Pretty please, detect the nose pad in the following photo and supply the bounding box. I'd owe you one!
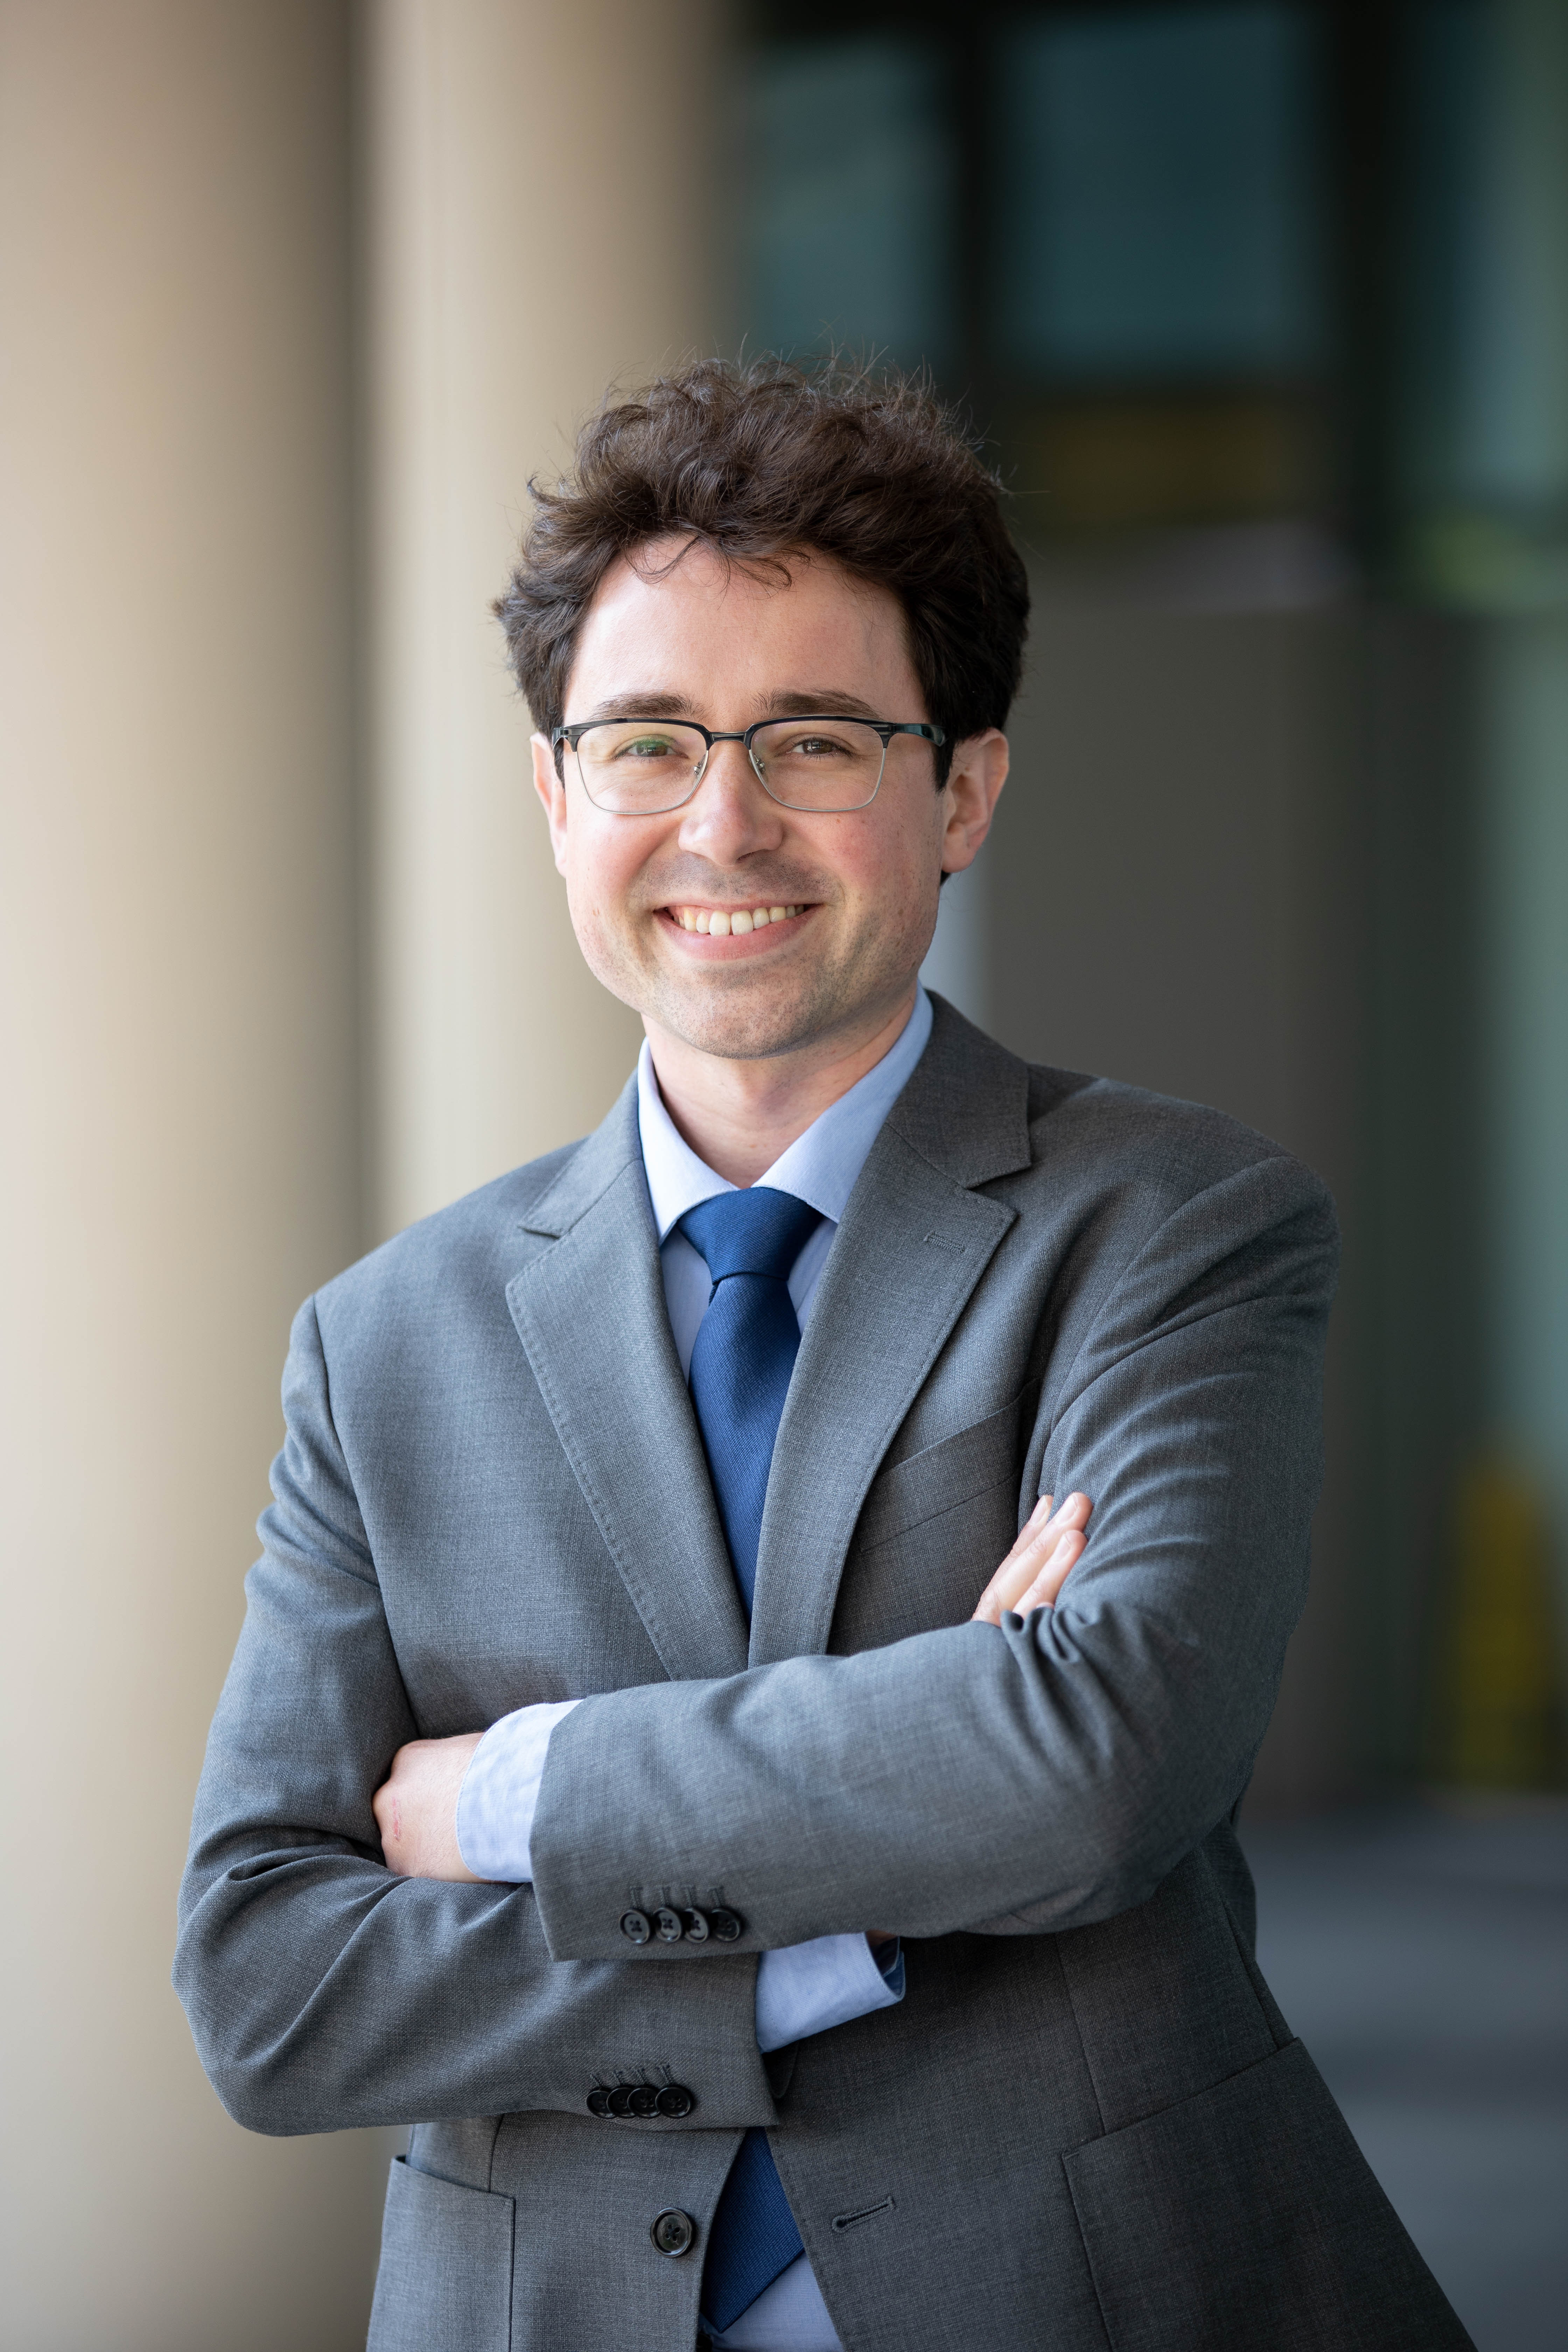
[679,738,782,845]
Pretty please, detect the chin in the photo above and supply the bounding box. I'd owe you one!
[659,989,826,1063]
[584,917,914,1063]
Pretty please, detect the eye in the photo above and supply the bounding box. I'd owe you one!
[612,732,685,760]
[781,731,854,759]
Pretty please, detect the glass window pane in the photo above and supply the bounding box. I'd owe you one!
[740,35,955,376]
[997,3,1328,382]
[1398,0,1568,526]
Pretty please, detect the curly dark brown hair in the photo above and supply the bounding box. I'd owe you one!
[492,356,1030,786]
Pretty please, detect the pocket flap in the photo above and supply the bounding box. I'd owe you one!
[368,2156,514,2352]
[1063,2040,1472,2352]
[855,1388,1031,1552]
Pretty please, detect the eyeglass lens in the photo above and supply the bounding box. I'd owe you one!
[570,719,891,814]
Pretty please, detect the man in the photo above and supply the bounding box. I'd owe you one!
[177,359,1469,2351]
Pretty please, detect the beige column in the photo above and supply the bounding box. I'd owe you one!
[364,0,721,1239]
[0,6,381,2347]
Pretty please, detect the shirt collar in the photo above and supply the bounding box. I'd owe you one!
[637,987,934,1241]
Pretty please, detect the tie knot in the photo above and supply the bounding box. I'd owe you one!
[679,1187,821,1286]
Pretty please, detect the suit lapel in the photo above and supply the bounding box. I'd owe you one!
[748,998,1034,1667]
[506,1079,750,1684]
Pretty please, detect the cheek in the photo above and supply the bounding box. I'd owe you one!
[560,824,640,922]
[839,801,941,919]
[558,824,666,980]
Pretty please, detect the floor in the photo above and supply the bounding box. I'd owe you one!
[1241,1800,1568,2352]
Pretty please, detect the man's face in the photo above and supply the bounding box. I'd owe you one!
[532,537,1002,1065]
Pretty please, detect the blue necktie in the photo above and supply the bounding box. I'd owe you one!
[678,1186,822,2334]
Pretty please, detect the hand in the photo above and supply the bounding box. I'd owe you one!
[971,1491,1092,1627]
[373,1732,485,1881]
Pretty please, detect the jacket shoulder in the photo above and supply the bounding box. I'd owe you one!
[308,1138,587,1335]
[1021,1060,1337,1232]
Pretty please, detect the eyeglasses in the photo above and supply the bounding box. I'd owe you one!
[551,715,946,816]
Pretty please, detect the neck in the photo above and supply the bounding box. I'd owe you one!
[646,986,918,1186]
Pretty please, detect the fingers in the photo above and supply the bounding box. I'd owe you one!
[971,1491,1093,1625]
[1011,1528,1085,1616]
[970,1493,1060,1623]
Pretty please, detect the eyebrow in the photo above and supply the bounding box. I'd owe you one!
[577,692,694,722]
[575,687,887,725]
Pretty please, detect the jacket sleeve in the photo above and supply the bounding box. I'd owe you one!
[173,1298,775,2137]
[527,1153,1337,1958]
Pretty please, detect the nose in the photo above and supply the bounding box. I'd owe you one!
[675,736,786,866]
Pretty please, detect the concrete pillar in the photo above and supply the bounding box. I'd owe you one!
[363,0,721,1239]
[4,0,728,2339]
[0,6,377,2347]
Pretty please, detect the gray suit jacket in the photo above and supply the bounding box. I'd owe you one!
[176,998,1470,2352]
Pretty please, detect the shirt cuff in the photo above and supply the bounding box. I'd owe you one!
[455,1699,581,1882]
[754,1932,906,2054]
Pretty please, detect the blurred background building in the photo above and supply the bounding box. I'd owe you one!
[1,1,1563,2347]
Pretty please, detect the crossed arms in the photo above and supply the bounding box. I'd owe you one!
[371,1488,1093,1884]
[174,1152,1334,2136]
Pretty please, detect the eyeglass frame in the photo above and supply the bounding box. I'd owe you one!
[550,714,947,814]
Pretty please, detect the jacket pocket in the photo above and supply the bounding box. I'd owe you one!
[855,1386,1035,1553]
[1063,2040,1473,2352]
[367,2156,515,2352]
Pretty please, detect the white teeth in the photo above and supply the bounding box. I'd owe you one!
[674,902,803,932]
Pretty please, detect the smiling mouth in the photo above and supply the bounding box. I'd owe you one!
[663,903,808,937]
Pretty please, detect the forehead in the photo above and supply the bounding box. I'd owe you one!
[563,537,919,713]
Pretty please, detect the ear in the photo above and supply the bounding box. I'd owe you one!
[938,729,1008,876]
[531,733,570,876]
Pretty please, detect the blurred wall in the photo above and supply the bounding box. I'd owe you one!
[1480,618,1568,1585]
[991,586,1370,1805]
[1364,611,1488,1782]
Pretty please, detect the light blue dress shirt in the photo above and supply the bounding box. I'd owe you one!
[456,988,933,2351]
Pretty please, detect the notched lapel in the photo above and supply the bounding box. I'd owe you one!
[749,998,1032,1666]
[749,1134,1017,1668]
[506,1091,749,1686]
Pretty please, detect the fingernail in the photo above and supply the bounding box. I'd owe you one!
[1032,1493,1054,1521]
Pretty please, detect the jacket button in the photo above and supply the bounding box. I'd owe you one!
[654,1906,685,1942]
[585,2087,613,2118]
[708,1907,744,1941]
[606,2084,635,2116]
[651,2209,696,2258]
[656,2082,694,2118]
[620,1910,651,1944]
[627,2083,662,2118]
[683,1908,710,1942]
